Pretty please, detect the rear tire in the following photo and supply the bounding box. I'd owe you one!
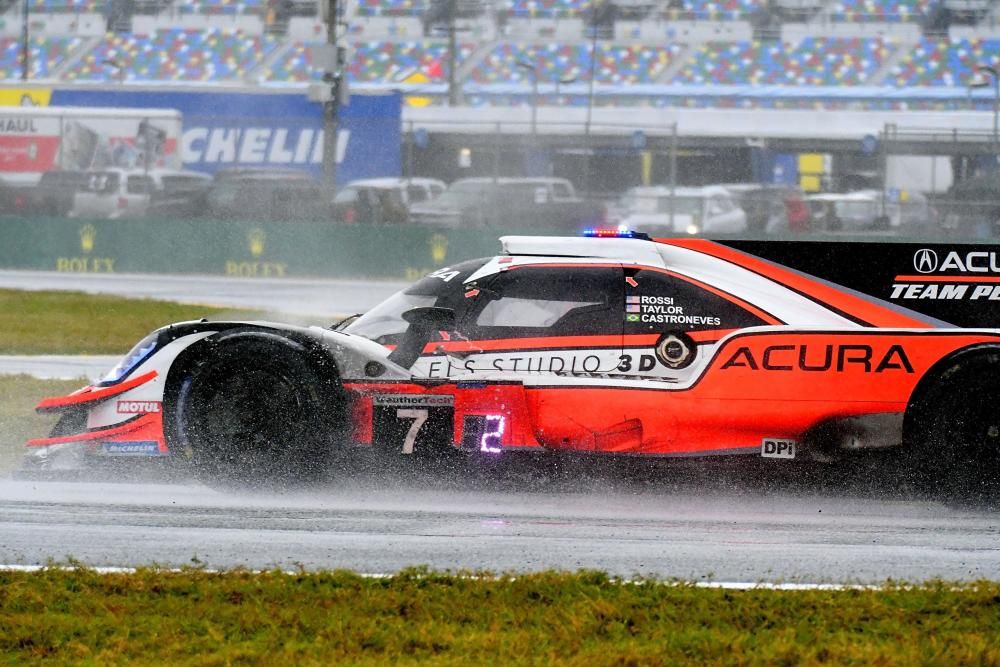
[908,350,1000,501]
[166,333,344,490]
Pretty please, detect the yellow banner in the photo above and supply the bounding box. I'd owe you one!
[0,88,52,107]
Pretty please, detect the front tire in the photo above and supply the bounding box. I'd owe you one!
[167,333,344,490]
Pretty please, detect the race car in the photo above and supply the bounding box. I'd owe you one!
[24,231,1000,493]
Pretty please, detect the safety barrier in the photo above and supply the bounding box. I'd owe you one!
[0,217,535,281]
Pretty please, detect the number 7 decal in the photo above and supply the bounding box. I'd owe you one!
[396,409,428,454]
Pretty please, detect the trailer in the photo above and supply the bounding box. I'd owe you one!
[0,106,182,186]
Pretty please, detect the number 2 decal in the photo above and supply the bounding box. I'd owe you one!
[396,409,428,454]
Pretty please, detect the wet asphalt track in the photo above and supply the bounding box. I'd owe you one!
[1,466,998,584]
[0,269,407,319]
[2,270,998,583]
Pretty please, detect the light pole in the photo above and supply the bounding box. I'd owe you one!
[971,65,999,153]
[515,60,538,137]
[322,0,343,188]
[582,4,600,196]
[20,0,29,81]
[516,60,575,137]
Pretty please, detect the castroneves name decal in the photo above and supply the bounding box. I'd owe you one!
[719,344,914,373]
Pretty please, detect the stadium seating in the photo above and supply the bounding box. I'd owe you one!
[675,0,756,20]
[266,40,473,82]
[889,37,1000,86]
[65,29,279,81]
[28,0,103,12]
[505,0,585,19]
[470,42,681,85]
[505,0,756,19]
[0,36,82,80]
[828,0,932,22]
[356,0,423,16]
[178,0,266,15]
[674,37,889,85]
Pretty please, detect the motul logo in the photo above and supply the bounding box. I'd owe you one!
[117,400,162,414]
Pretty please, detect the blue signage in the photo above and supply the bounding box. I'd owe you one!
[49,89,402,183]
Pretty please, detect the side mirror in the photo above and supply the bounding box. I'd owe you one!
[401,306,456,330]
[388,306,456,369]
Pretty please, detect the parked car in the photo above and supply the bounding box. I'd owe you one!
[718,183,811,234]
[68,168,157,219]
[24,170,91,217]
[807,190,936,235]
[144,170,213,219]
[938,174,1000,238]
[205,168,330,221]
[614,185,747,235]
[332,177,446,224]
[67,168,213,220]
[409,177,604,230]
[0,177,27,216]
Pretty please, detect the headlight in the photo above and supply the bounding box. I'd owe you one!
[686,223,701,235]
[99,332,160,386]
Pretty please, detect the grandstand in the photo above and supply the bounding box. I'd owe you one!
[1,0,1000,109]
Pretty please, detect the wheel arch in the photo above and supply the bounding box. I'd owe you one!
[903,342,1000,445]
[161,325,346,449]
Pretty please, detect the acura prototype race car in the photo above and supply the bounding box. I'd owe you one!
[24,232,1000,493]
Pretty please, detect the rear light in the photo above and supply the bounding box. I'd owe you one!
[117,197,128,209]
[344,207,356,224]
[14,194,26,210]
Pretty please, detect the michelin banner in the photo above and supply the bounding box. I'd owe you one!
[47,89,401,182]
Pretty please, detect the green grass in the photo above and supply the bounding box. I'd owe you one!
[0,568,997,665]
[0,376,83,475]
[0,289,265,355]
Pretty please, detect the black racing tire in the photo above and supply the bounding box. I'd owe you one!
[907,349,1000,501]
[165,333,345,490]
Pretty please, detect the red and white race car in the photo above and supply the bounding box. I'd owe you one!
[25,231,1000,493]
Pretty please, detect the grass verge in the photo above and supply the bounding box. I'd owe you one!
[0,376,84,475]
[1,568,998,664]
[0,289,265,355]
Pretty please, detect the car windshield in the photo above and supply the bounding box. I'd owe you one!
[343,258,490,344]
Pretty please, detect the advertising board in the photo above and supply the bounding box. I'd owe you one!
[46,89,402,183]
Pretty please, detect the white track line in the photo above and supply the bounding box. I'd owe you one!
[0,564,886,589]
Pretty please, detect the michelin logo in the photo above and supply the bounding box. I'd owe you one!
[182,127,350,165]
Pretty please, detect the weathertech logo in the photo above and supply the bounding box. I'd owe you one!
[913,249,938,274]
[116,400,162,414]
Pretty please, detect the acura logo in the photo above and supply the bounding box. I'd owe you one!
[913,249,938,274]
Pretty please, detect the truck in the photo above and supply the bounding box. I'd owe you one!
[0,106,182,188]
[408,177,605,231]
